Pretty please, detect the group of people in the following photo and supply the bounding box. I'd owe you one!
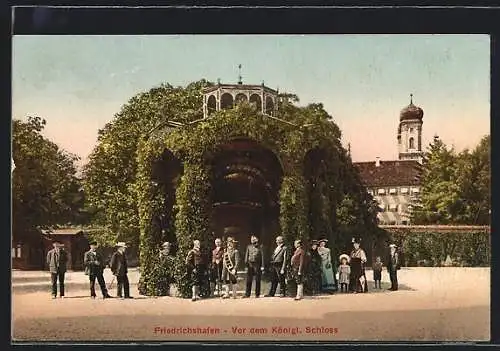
[46,234,400,301]
[182,234,401,302]
[46,240,133,299]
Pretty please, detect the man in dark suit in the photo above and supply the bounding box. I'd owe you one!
[265,235,288,297]
[110,242,133,299]
[46,240,68,299]
[387,243,400,291]
[244,235,265,298]
[84,241,113,299]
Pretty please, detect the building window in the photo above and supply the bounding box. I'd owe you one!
[378,204,386,212]
[12,244,22,258]
[400,187,409,194]
[409,127,414,133]
[377,188,386,195]
[367,189,374,196]
[409,137,415,149]
[389,204,398,212]
[389,188,397,195]
[411,187,420,194]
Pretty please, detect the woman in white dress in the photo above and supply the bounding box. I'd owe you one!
[317,239,337,293]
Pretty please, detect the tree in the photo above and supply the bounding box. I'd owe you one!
[412,135,490,225]
[12,116,84,240]
[453,135,490,225]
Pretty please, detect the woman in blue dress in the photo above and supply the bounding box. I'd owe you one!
[317,239,338,293]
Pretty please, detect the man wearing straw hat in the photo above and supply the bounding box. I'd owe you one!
[110,242,133,299]
[387,243,400,291]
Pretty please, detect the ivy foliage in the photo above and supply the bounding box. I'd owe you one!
[82,80,213,247]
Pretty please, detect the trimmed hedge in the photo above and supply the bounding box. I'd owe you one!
[386,230,490,267]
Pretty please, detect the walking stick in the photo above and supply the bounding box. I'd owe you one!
[107,276,116,290]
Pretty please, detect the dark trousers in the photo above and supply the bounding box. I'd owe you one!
[51,271,65,297]
[90,272,108,297]
[389,270,398,290]
[245,263,262,297]
[116,274,130,297]
[268,263,286,296]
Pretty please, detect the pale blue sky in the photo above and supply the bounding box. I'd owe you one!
[12,35,490,166]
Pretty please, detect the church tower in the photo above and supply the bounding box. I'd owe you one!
[397,94,424,163]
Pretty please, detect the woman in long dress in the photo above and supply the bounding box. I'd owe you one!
[318,239,337,293]
[349,237,368,293]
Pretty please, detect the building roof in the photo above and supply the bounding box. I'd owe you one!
[202,83,278,94]
[353,160,422,187]
[41,228,85,236]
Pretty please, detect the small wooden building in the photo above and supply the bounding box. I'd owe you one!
[11,229,52,270]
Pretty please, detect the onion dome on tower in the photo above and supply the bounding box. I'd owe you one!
[397,94,424,163]
[399,94,424,121]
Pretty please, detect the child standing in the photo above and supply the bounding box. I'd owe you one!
[373,256,383,289]
[337,254,351,293]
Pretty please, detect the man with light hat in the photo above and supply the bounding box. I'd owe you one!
[387,243,400,291]
[110,242,133,299]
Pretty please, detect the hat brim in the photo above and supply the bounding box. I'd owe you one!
[339,254,350,262]
[318,239,328,243]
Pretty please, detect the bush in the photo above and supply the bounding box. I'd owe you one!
[387,230,490,267]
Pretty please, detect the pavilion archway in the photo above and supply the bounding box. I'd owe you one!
[210,138,284,251]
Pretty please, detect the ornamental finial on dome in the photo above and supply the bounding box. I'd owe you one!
[410,93,413,104]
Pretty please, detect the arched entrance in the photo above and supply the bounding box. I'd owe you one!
[211,138,283,252]
[151,148,183,251]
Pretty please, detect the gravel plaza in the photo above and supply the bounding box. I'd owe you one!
[12,267,490,342]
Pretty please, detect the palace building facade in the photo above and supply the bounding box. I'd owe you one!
[354,96,424,225]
